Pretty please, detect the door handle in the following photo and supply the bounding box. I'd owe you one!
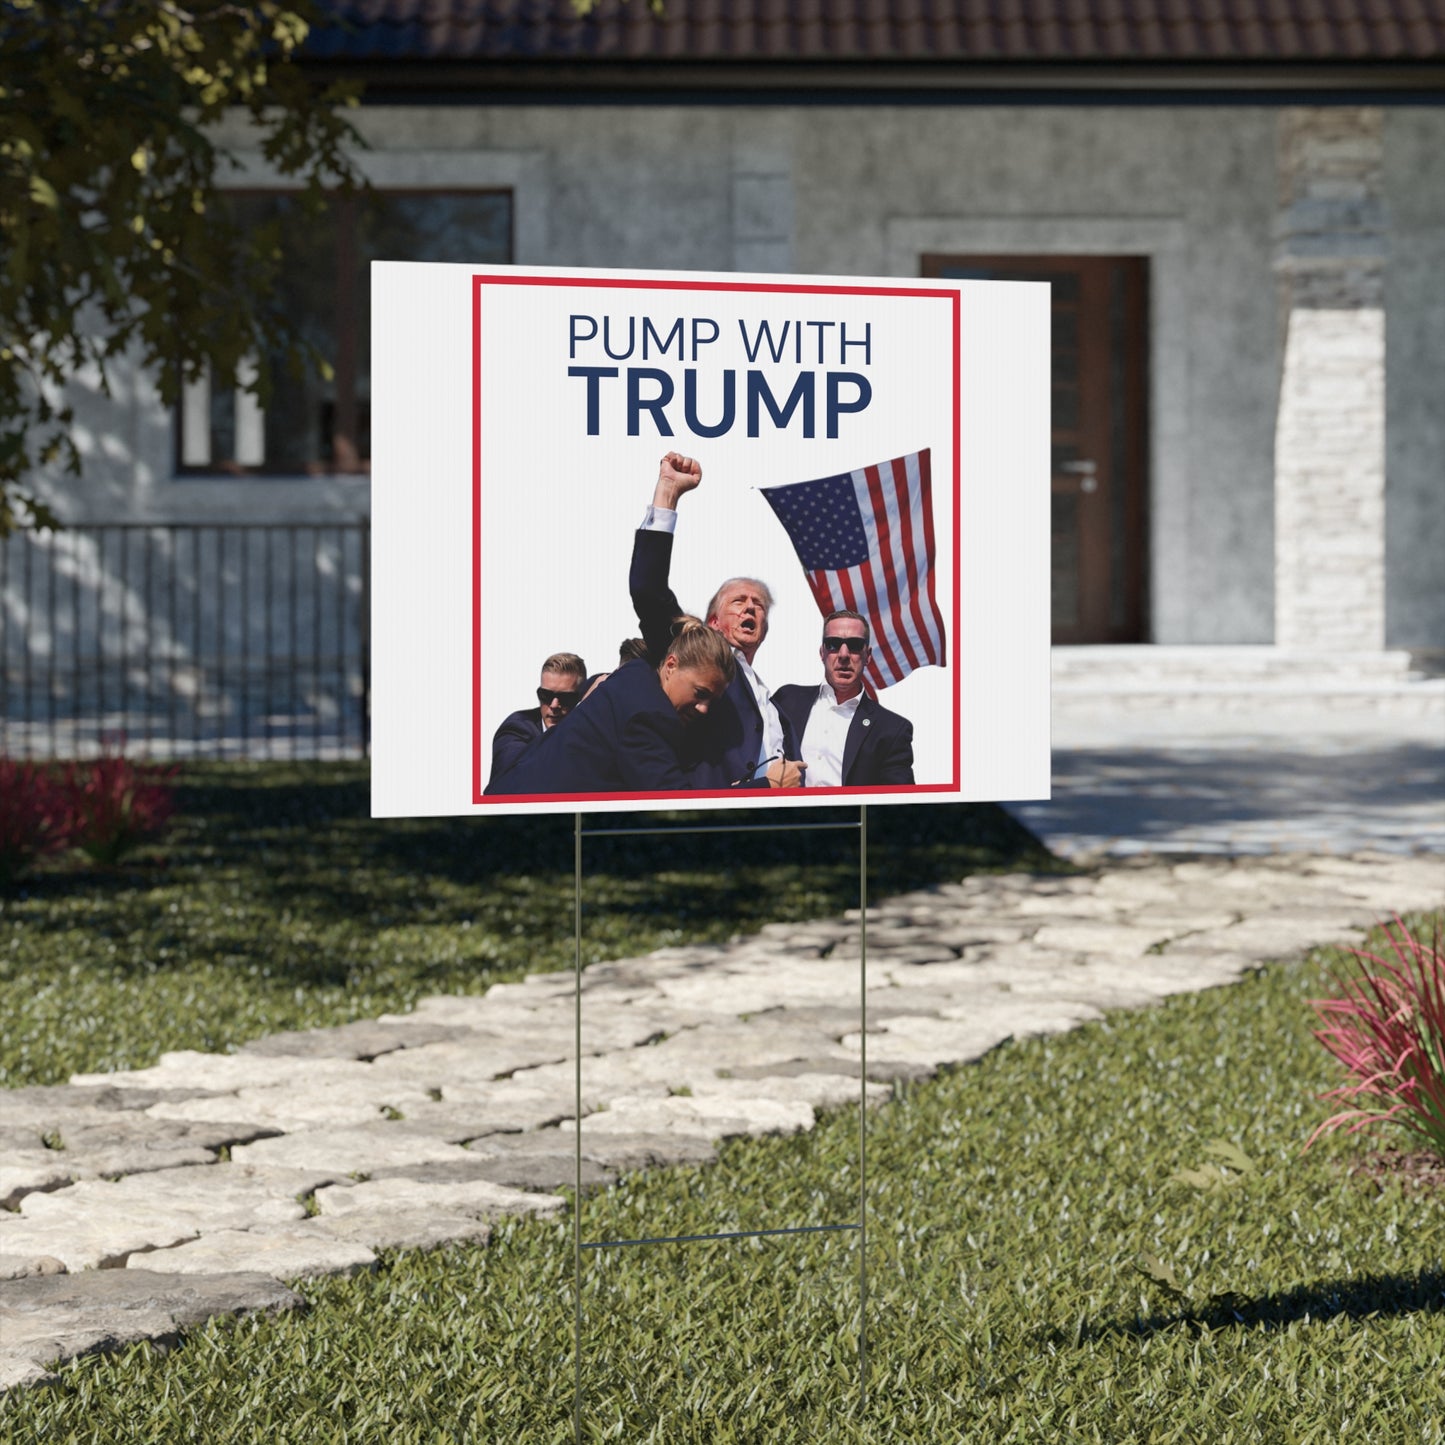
[1060,458,1098,493]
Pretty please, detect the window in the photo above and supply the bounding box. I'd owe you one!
[177,190,513,476]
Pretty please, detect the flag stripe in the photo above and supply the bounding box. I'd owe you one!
[861,464,924,677]
[888,453,941,675]
[884,461,925,655]
[759,447,946,692]
[880,455,936,675]
[852,470,912,685]
[915,448,947,664]
[832,569,885,692]
[855,463,925,687]
[804,570,837,623]
[890,455,937,668]
[854,555,903,687]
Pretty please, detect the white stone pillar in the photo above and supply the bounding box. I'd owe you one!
[1273,108,1388,651]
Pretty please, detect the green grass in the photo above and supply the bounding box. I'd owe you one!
[0,761,1056,1086]
[3,766,1440,1439]
[4,920,1442,1442]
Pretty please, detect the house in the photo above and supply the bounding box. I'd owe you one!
[7,0,1443,756]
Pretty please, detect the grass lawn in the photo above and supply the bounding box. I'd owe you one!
[2,766,1441,1440]
[0,761,1056,1087]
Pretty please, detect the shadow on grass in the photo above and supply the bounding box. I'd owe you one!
[4,764,1063,991]
[1055,1267,1445,1343]
[170,766,1058,884]
[159,764,1059,914]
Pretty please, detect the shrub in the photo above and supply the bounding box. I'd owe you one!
[61,755,179,867]
[0,759,72,885]
[1306,919,1445,1159]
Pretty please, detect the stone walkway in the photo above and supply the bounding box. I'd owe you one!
[3,849,1441,1391]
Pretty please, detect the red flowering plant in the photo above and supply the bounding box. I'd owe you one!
[61,755,179,867]
[0,759,73,885]
[1306,919,1445,1160]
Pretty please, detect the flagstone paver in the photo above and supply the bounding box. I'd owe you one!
[310,1175,565,1223]
[0,1271,303,1391]
[226,1126,484,1176]
[239,1019,476,1061]
[1,852,1439,1389]
[127,1228,380,1281]
[0,1167,71,1214]
[0,1254,65,1282]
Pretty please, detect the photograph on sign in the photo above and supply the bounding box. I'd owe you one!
[371,265,1049,818]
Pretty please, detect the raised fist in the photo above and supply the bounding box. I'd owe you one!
[655,451,702,504]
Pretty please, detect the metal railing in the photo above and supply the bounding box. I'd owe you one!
[1,522,369,760]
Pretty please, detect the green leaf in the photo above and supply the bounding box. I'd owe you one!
[1202,1138,1255,1174]
[1134,1250,1185,1298]
[0,0,367,528]
[1169,1164,1238,1190]
[28,175,59,209]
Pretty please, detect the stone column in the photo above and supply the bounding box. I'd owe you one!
[1273,108,1388,651]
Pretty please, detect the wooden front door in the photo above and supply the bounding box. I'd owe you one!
[922,255,1149,643]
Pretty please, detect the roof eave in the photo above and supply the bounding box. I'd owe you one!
[298,55,1445,102]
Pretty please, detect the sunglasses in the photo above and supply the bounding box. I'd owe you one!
[537,686,582,708]
[823,636,868,655]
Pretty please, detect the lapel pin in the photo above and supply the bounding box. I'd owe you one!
[862,718,871,727]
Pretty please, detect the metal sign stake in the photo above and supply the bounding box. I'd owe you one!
[571,808,869,1441]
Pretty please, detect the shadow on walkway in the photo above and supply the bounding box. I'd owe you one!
[1009,740,1445,856]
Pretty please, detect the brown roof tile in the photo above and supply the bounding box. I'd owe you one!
[305,0,1445,66]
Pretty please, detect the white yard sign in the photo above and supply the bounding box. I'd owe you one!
[371,264,1049,817]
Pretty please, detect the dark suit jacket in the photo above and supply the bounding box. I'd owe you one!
[629,527,797,788]
[773,684,915,787]
[489,707,545,787]
[484,660,711,796]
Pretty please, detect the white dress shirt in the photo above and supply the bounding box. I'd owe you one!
[799,682,863,787]
[736,651,785,771]
[639,504,782,776]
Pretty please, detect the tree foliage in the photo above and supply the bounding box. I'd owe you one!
[0,0,364,534]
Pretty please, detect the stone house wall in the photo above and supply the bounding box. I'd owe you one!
[22,102,1445,650]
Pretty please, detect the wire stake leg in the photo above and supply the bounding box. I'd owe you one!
[574,812,583,1445]
[858,802,868,1424]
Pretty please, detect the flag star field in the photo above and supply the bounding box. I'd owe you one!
[758,474,870,570]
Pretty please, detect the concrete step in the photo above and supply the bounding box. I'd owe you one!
[1051,647,1445,719]
[1051,646,1421,686]
[1055,679,1445,718]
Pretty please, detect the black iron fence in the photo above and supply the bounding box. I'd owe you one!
[1,523,369,760]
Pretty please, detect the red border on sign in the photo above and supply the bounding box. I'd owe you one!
[472,274,963,807]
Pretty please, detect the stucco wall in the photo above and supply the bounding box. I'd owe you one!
[33,101,1437,647]
[787,105,1279,643]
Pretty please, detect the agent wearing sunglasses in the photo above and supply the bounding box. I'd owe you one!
[485,619,737,797]
[774,611,914,788]
[488,651,587,786]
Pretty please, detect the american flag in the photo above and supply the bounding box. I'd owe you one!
[759,448,946,691]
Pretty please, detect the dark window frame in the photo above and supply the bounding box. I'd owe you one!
[174,186,515,480]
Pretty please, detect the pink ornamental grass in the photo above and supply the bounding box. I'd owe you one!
[61,754,178,867]
[0,759,72,884]
[1306,919,1445,1159]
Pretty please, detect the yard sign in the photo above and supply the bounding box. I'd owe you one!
[371,264,1049,817]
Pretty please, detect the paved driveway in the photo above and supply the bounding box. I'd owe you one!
[1006,709,1445,859]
